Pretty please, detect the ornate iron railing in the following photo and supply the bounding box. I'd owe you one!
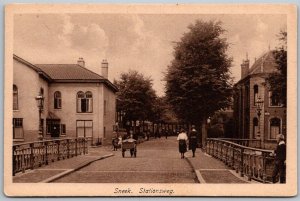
[217,138,262,148]
[13,138,88,176]
[206,138,275,183]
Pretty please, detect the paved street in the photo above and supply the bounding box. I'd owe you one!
[13,136,249,184]
[54,136,197,183]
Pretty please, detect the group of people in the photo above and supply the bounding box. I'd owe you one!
[176,126,286,183]
[177,125,198,159]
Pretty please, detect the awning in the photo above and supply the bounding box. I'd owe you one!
[47,112,60,120]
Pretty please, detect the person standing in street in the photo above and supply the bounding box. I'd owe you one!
[272,134,286,183]
[189,125,198,157]
[177,128,188,159]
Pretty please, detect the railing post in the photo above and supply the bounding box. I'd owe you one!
[12,145,16,176]
[232,145,235,169]
[240,147,244,177]
[225,143,228,165]
[220,142,223,161]
[45,141,48,165]
[30,143,34,170]
[57,140,60,161]
[262,152,267,183]
[248,153,252,181]
[75,138,78,156]
[84,138,88,154]
[67,139,70,158]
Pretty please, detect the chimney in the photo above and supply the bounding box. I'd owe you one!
[241,54,250,79]
[101,59,108,79]
[77,57,85,67]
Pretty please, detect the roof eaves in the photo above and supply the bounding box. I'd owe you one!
[52,79,118,92]
[13,54,53,82]
[104,79,119,92]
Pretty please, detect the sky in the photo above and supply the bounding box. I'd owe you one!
[14,14,286,96]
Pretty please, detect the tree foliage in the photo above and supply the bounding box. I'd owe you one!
[267,30,287,106]
[114,70,157,122]
[150,96,178,123]
[165,20,233,125]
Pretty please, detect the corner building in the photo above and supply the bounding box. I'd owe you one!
[13,55,118,145]
[233,51,286,149]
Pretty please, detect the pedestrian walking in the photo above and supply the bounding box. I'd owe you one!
[177,128,188,159]
[189,125,198,157]
[166,129,170,139]
[155,128,158,139]
[272,134,286,183]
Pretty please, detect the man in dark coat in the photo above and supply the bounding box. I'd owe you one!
[189,125,198,157]
[272,134,286,183]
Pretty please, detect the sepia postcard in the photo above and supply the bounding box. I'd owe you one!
[4,4,297,197]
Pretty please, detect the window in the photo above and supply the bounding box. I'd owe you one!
[270,118,281,139]
[13,85,18,110]
[54,91,62,109]
[253,118,259,139]
[85,91,93,112]
[13,118,23,139]
[77,91,93,113]
[61,124,66,135]
[253,85,258,105]
[269,91,282,107]
[103,126,106,138]
[76,120,93,138]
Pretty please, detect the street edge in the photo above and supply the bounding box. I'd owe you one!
[185,157,203,183]
[40,153,114,183]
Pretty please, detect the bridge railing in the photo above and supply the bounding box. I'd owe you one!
[206,138,274,183]
[217,138,262,148]
[13,138,88,176]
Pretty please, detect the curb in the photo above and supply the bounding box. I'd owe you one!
[195,170,206,183]
[185,157,200,183]
[40,153,114,183]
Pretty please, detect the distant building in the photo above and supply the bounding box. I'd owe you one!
[13,55,118,145]
[233,51,286,149]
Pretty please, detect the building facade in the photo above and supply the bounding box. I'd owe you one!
[233,51,286,149]
[13,55,118,145]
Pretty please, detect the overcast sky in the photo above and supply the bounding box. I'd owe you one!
[14,14,286,96]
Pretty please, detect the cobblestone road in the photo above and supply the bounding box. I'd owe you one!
[54,137,198,183]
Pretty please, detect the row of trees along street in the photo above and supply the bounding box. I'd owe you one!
[114,20,233,142]
[114,71,177,134]
[114,19,287,144]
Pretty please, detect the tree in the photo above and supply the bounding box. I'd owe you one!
[114,70,157,128]
[150,96,178,124]
[267,30,287,106]
[165,20,233,130]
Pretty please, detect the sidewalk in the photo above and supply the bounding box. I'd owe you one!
[186,149,254,184]
[13,145,114,183]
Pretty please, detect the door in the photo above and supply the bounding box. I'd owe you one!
[51,123,60,137]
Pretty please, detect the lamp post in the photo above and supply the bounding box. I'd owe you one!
[207,117,211,126]
[35,93,44,140]
[256,96,264,139]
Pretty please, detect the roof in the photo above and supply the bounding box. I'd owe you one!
[13,54,52,81]
[248,51,277,75]
[13,54,118,92]
[235,50,278,86]
[35,64,105,80]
